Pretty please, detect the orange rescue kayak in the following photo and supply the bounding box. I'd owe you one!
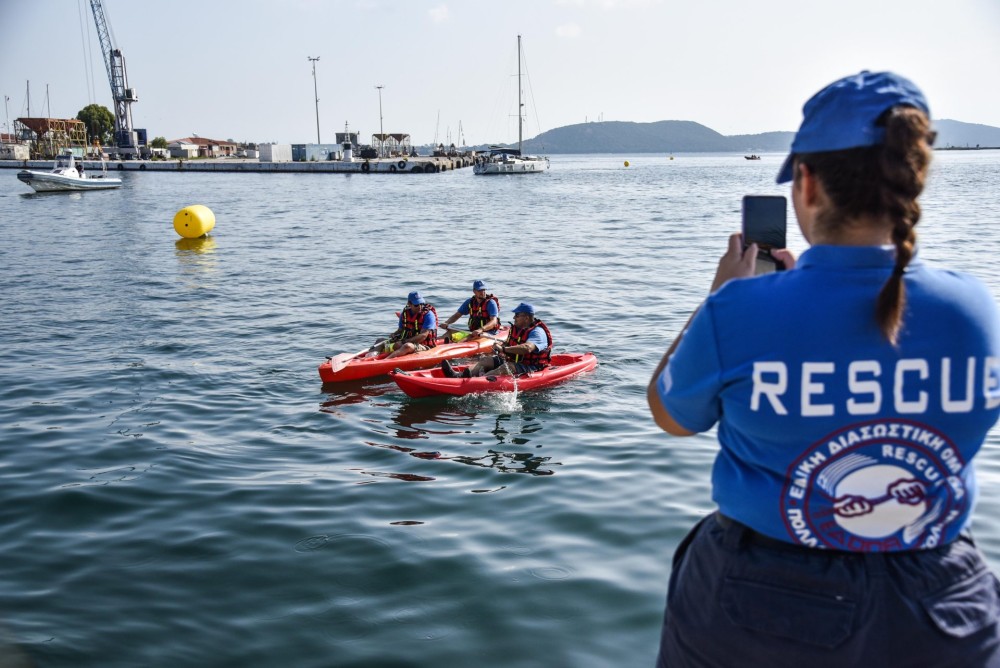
[319,329,508,383]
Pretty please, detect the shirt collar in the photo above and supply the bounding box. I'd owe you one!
[796,244,922,270]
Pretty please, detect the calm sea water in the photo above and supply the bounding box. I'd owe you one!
[2,151,1000,667]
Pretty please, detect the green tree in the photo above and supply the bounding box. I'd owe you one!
[76,104,114,146]
[150,136,168,149]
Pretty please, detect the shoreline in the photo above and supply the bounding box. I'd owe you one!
[3,148,997,175]
[934,146,1000,151]
[0,156,473,174]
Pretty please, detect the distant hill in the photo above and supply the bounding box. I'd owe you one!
[520,120,792,154]
[935,120,1000,149]
[510,118,999,154]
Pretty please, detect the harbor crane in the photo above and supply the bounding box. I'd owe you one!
[89,0,141,158]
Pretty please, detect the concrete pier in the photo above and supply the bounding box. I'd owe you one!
[0,156,476,174]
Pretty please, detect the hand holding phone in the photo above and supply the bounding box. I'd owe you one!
[742,195,787,274]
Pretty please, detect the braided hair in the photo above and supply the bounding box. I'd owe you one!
[796,107,935,345]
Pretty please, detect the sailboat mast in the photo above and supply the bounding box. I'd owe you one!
[517,34,523,153]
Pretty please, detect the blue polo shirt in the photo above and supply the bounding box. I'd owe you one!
[657,245,1000,551]
[526,326,548,352]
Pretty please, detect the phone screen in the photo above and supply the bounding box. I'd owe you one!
[742,195,787,273]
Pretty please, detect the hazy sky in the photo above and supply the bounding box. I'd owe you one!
[2,0,998,146]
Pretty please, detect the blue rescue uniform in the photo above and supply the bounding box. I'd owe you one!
[655,245,1000,666]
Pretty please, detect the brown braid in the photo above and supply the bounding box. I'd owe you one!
[796,107,935,345]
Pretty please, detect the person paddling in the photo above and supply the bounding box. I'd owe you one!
[441,302,551,378]
[371,291,438,359]
[439,279,501,342]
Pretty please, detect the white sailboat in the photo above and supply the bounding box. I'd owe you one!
[474,35,549,175]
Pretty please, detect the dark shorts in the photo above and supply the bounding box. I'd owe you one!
[657,512,1000,667]
[491,356,540,375]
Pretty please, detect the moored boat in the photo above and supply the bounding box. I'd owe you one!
[474,147,549,174]
[473,35,549,176]
[17,151,122,192]
[319,329,509,383]
[390,352,597,398]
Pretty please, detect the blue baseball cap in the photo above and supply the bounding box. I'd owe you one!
[407,291,425,305]
[473,280,488,291]
[776,71,930,184]
[512,302,534,315]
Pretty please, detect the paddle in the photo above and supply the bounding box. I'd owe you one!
[438,323,502,339]
[495,320,523,380]
[326,347,372,374]
[456,330,501,342]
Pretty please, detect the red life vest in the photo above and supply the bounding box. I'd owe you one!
[401,304,438,348]
[468,294,500,331]
[504,319,552,368]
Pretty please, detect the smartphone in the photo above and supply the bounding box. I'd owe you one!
[742,195,787,274]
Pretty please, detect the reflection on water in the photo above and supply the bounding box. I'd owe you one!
[492,411,544,446]
[358,470,435,483]
[174,235,217,253]
[320,379,561,478]
[370,436,561,482]
[174,236,218,286]
[364,438,557,479]
[382,400,557,476]
[20,191,83,201]
[451,448,555,476]
[391,400,477,439]
[319,377,396,409]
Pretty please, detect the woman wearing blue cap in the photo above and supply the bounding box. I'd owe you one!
[371,291,438,359]
[442,302,552,378]
[648,71,1000,665]
[439,280,501,342]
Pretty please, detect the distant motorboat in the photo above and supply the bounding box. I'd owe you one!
[744,154,761,160]
[17,151,122,192]
[474,35,549,176]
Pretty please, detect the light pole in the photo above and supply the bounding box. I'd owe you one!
[375,84,384,157]
[3,95,9,139]
[308,56,321,143]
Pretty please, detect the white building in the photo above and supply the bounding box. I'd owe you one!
[168,140,198,158]
[259,143,292,162]
[1,143,30,159]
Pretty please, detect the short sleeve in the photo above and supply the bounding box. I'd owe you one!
[656,304,724,433]
[487,300,499,317]
[528,327,549,352]
[457,299,472,315]
[422,311,437,330]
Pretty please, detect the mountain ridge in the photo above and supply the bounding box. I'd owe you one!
[511,118,1000,154]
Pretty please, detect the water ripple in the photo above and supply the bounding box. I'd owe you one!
[1,152,999,666]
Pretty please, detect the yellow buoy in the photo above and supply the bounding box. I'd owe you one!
[624,160,630,167]
[173,205,216,239]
